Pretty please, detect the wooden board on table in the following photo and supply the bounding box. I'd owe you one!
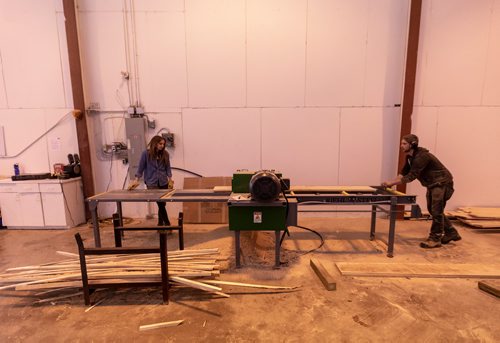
[478,280,500,298]
[290,186,376,193]
[335,263,500,279]
[213,186,231,192]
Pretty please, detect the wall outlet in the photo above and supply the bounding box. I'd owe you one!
[162,132,175,147]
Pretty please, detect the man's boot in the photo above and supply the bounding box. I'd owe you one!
[442,228,461,244]
[420,237,442,248]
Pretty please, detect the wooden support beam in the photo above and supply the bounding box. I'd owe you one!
[397,0,422,189]
[62,0,95,218]
[310,259,336,291]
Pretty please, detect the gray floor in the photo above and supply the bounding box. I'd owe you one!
[0,216,499,342]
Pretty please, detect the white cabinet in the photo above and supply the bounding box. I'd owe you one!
[0,178,85,229]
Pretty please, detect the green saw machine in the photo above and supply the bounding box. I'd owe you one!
[228,170,297,268]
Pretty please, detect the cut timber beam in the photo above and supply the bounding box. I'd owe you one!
[478,280,500,298]
[310,259,336,291]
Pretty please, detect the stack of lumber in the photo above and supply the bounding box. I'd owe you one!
[0,248,297,304]
[446,207,500,229]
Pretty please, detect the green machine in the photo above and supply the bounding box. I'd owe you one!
[228,170,296,268]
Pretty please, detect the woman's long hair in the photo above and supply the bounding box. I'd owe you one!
[147,135,169,165]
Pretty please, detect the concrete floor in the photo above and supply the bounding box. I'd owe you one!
[0,216,499,342]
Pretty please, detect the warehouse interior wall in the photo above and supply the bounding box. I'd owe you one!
[0,0,499,219]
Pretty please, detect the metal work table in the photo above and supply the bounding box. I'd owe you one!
[86,189,231,247]
[87,186,416,258]
[288,186,416,257]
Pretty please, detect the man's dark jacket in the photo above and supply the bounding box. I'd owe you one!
[400,147,453,188]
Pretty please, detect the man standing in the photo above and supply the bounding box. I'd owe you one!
[382,134,461,248]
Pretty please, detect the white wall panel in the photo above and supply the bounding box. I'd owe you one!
[0,1,65,108]
[419,0,491,106]
[482,1,500,105]
[77,0,123,12]
[363,0,408,106]
[185,0,246,107]
[247,0,307,107]
[261,108,340,186]
[0,109,72,174]
[182,108,261,176]
[0,51,7,108]
[436,107,500,207]
[45,109,79,169]
[135,12,188,110]
[306,0,368,106]
[56,11,73,108]
[338,107,400,185]
[78,0,184,12]
[78,12,128,110]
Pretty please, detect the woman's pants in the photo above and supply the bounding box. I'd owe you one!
[146,184,170,226]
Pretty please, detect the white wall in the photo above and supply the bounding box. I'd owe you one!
[0,1,78,176]
[0,0,499,220]
[409,0,500,211]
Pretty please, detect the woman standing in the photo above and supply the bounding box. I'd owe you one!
[132,135,172,226]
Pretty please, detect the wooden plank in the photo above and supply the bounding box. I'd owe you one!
[139,320,184,331]
[478,280,500,298]
[203,280,297,290]
[458,207,500,219]
[310,259,336,291]
[457,218,500,229]
[336,263,500,279]
[291,185,376,193]
[213,186,231,192]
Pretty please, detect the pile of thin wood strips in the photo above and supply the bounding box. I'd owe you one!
[0,248,295,304]
[446,207,500,229]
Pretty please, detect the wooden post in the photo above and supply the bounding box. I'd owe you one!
[396,0,422,219]
[63,0,95,218]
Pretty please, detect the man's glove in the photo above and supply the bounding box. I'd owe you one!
[167,179,174,189]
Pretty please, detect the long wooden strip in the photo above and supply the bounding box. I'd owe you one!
[203,280,298,290]
[170,276,222,292]
[139,320,184,331]
[336,263,500,279]
[0,273,82,291]
[18,281,81,291]
[34,291,82,304]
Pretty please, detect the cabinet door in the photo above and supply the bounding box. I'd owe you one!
[41,193,67,227]
[19,193,45,226]
[0,193,23,226]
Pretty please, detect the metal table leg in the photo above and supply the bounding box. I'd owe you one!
[159,231,169,304]
[274,230,280,269]
[235,231,241,268]
[387,196,397,257]
[117,201,123,226]
[370,204,377,240]
[89,201,101,247]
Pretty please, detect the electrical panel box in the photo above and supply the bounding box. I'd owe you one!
[125,118,146,180]
[161,132,175,147]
